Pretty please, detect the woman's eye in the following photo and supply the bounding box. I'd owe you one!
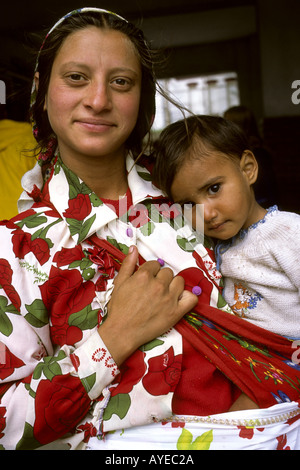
[208,183,221,195]
[111,78,132,90]
[67,73,85,83]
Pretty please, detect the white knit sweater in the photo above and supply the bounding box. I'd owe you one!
[217,206,300,337]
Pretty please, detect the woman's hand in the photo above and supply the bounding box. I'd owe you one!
[98,246,198,366]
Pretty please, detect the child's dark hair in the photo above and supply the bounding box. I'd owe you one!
[153,115,250,197]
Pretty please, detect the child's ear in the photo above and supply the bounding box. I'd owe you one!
[240,150,258,185]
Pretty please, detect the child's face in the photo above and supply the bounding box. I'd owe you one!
[170,150,258,240]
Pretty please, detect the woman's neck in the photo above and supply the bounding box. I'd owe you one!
[59,149,128,200]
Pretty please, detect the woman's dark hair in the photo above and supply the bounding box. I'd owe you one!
[153,114,250,197]
[32,11,157,159]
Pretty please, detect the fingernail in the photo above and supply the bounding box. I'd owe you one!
[129,245,134,254]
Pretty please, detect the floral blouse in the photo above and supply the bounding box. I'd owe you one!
[0,154,227,450]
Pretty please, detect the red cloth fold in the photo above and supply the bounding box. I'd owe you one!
[89,235,300,410]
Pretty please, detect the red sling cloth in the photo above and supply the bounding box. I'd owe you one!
[89,235,300,411]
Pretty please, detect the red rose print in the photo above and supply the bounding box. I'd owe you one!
[40,266,95,316]
[0,283,21,310]
[10,209,36,224]
[76,421,97,443]
[50,324,83,347]
[0,259,21,309]
[110,348,146,396]
[30,238,50,265]
[0,347,25,380]
[12,230,32,259]
[0,259,13,284]
[40,266,95,346]
[154,202,181,219]
[63,194,92,221]
[34,375,91,445]
[88,247,117,291]
[142,347,182,396]
[128,204,150,228]
[276,433,291,450]
[237,425,254,440]
[53,246,85,267]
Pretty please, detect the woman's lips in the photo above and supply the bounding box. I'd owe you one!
[75,119,115,132]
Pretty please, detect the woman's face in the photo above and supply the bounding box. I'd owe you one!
[44,26,142,164]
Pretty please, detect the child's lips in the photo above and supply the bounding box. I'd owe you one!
[209,221,227,231]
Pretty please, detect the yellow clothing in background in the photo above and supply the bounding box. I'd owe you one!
[0,119,36,219]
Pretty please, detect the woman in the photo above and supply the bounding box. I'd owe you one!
[0,8,300,451]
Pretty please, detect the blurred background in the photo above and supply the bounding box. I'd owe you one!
[0,0,299,213]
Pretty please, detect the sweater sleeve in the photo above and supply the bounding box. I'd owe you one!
[267,211,300,292]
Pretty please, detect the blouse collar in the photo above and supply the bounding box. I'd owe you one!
[19,154,164,244]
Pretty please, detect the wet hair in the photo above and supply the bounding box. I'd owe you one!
[32,10,157,159]
[153,114,250,198]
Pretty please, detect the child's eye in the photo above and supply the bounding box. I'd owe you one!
[208,183,221,195]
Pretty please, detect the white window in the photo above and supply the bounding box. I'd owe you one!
[153,72,240,132]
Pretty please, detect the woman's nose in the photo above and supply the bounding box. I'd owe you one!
[83,81,112,112]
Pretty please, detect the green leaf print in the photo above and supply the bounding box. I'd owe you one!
[177,428,213,450]
[137,170,152,182]
[33,350,66,381]
[142,338,164,351]
[217,292,228,309]
[0,295,20,336]
[106,237,129,254]
[103,393,131,421]
[68,305,99,330]
[0,309,13,336]
[77,214,96,243]
[139,221,155,237]
[81,372,96,394]
[25,299,49,328]
[176,236,198,252]
[17,213,48,229]
[90,193,103,207]
[16,422,41,450]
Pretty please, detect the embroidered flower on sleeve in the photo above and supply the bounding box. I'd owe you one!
[231,283,263,317]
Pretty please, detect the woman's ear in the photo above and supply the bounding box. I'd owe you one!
[34,72,39,91]
[240,150,258,185]
[34,72,47,111]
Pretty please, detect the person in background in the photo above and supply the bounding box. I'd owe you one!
[0,104,36,219]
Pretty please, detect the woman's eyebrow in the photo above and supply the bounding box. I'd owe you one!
[60,61,90,70]
[60,62,139,77]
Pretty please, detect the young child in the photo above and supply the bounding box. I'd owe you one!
[153,115,300,339]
